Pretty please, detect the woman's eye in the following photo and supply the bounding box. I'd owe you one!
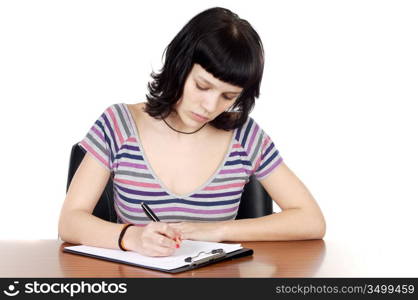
[196,83,208,91]
[196,82,234,100]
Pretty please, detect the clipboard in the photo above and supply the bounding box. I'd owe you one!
[63,242,253,274]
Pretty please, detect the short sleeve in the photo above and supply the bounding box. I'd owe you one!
[78,106,115,171]
[252,126,284,180]
[237,117,284,180]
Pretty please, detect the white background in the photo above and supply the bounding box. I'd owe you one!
[1,0,417,276]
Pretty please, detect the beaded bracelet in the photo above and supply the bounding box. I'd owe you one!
[118,223,134,251]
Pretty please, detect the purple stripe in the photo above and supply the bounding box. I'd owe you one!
[191,190,242,198]
[247,124,259,154]
[115,197,238,215]
[121,144,140,151]
[236,126,242,141]
[220,168,252,174]
[155,206,238,215]
[116,183,168,196]
[91,126,106,143]
[230,151,247,157]
[257,157,283,178]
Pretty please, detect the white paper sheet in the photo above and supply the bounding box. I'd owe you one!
[64,240,243,270]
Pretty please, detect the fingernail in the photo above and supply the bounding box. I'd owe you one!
[176,244,180,248]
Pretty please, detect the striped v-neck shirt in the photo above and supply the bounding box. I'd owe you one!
[79,103,283,226]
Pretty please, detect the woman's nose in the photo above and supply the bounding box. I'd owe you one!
[201,93,220,113]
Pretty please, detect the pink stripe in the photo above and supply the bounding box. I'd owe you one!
[203,182,245,191]
[220,168,251,174]
[263,135,271,152]
[107,107,124,145]
[254,135,272,171]
[126,136,137,143]
[232,143,241,148]
[80,141,109,168]
[114,177,161,188]
[247,124,259,154]
[117,162,147,169]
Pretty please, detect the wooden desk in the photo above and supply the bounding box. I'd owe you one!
[0,240,326,277]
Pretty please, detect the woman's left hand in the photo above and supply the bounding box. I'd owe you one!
[169,221,225,242]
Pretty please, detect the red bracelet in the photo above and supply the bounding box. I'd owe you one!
[118,223,134,251]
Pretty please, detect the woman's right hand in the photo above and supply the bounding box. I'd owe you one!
[123,223,182,257]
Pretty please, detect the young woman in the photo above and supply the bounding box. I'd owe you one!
[59,7,326,257]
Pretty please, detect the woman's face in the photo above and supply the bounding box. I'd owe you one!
[173,64,243,131]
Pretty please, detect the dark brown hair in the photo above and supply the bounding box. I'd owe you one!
[145,7,264,130]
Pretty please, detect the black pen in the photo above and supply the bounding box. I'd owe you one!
[140,202,181,247]
[141,202,160,222]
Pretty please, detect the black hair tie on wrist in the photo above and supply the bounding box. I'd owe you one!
[118,223,134,251]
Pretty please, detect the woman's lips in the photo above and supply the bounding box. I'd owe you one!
[191,112,209,122]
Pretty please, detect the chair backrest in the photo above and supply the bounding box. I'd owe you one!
[66,143,273,221]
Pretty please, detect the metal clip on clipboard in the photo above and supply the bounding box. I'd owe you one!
[184,248,226,266]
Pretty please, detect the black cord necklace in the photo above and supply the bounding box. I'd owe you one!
[161,116,208,134]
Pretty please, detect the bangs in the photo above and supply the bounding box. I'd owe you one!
[193,30,263,88]
[146,7,263,130]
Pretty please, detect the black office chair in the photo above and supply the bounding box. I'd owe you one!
[66,143,273,221]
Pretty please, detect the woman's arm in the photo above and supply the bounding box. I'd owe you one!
[59,153,181,256]
[171,162,326,242]
[59,152,123,248]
